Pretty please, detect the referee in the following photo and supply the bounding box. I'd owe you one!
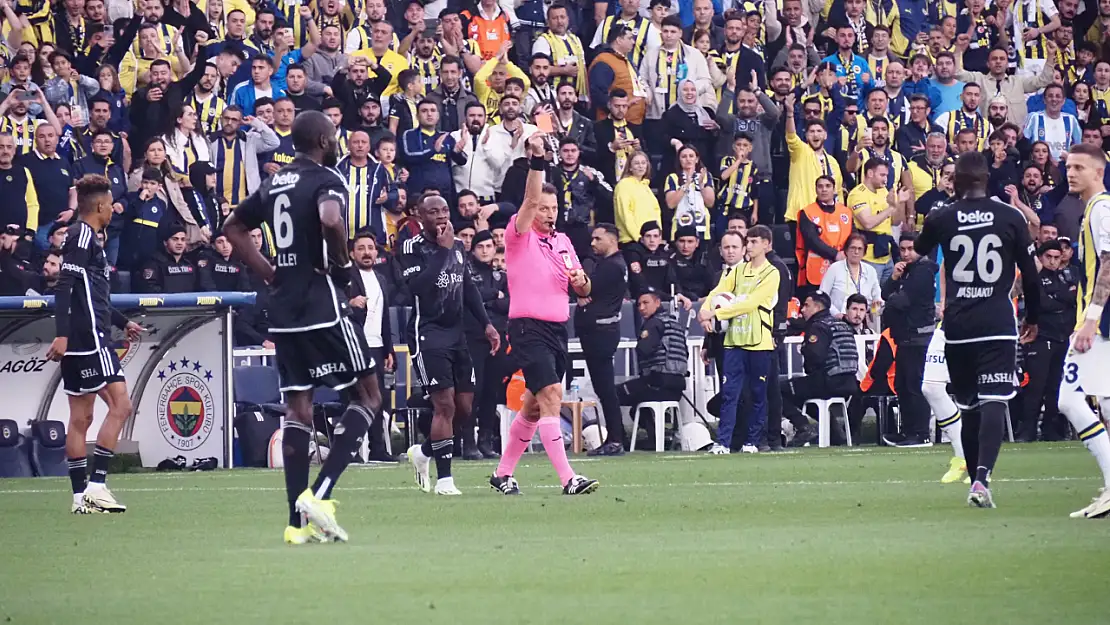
[576,223,629,457]
[489,133,600,496]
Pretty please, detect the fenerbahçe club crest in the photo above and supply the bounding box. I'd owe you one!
[156,358,215,451]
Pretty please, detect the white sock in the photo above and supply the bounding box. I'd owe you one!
[923,381,964,461]
[73,493,84,505]
[85,481,106,492]
[1060,389,1110,488]
[436,477,455,487]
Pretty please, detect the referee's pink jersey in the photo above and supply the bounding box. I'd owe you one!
[504,213,581,323]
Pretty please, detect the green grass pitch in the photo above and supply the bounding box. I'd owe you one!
[2,444,1109,625]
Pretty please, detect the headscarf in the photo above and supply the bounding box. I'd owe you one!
[673,79,711,126]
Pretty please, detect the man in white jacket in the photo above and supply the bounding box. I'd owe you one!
[451,102,502,203]
[639,15,713,122]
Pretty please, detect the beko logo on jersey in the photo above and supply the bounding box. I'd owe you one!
[270,172,300,186]
[957,210,994,225]
[435,272,464,288]
[0,358,50,373]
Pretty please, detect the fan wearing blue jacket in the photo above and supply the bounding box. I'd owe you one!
[820,25,875,103]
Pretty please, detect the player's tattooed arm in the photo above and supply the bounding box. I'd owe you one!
[1092,251,1110,308]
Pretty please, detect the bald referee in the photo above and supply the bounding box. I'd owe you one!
[488,133,600,496]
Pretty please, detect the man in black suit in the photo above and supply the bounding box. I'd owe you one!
[348,230,397,462]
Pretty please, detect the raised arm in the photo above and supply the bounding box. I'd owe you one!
[513,133,549,235]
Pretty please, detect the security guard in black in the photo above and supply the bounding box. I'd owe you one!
[135,224,199,293]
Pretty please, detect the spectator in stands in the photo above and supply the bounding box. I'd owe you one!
[36,248,62,295]
[880,232,936,448]
[427,55,480,135]
[0,134,41,233]
[617,287,689,447]
[820,231,882,316]
[25,124,76,249]
[463,230,508,459]
[782,291,860,445]
[183,162,220,233]
[895,95,939,158]
[663,144,715,241]
[400,100,467,209]
[954,43,1056,125]
[613,151,658,244]
[0,226,37,296]
[128,58,176,151]
[588,25,646,125]
[848,159,905,284]
[128,137,199,241]
[347,230,397,461]
[1018,239,1076,442]
[163,104,211,177]
[483,94,537,196]
[1,57,45,118]
[553,83,596,165]
[624,221,670,298]
[76,96,128,167]
[712,74,779,203]
[784,92,844,223]
[552,136,612,259]
[209,105,280,212]
[118,168,168,271]
[135,225,199,293]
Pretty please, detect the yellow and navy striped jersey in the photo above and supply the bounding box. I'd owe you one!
[597,15,651,69]
[1013,0,1053,61]
[214,135,249,207]
[653,47,686,111]
[1077,191,1110,334]
[717,157,758,217]
[187,92,226,136]
[408,52,439,93]
[0,116,43,155]
[339,157,374,239]
[857,147,908,190]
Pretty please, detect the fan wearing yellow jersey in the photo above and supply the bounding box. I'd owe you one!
[1057,143,1110,519]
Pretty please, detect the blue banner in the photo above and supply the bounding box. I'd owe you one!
[0,292,257,311]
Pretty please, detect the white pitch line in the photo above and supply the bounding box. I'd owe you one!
[0,476,1094,496]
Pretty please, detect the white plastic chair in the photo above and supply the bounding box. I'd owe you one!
[806,397,852,448]
[630,401,680,452]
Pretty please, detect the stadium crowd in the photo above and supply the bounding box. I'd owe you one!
[0,0,1108,459]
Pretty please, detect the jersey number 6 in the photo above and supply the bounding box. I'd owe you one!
[274,193,295,250]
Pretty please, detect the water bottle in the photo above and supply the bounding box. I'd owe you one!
[569,383,580,403]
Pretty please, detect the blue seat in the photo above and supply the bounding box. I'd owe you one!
[115,270,132,294]
[232,366,286,417]
[27,420,67,477]
[0,419,33,478]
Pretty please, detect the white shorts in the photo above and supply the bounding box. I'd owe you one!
[923,328,950,384]
[1061,335,1110,398]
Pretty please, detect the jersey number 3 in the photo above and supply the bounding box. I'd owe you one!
[951,233,1002,284]
[274,193,294,250]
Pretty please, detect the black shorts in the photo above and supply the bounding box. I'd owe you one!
[508,318,568,394]
[61,347,124,396]
[272,317,375,393]
[945,340,1018,410]
[411,342,474,393]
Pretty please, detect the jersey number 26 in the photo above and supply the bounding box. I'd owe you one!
[950,233,1002,284]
